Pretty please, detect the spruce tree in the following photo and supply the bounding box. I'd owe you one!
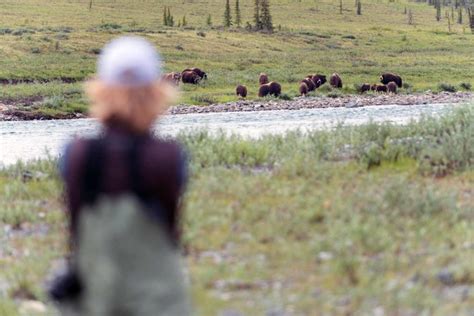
[224,0,232,27]
[235,0,242,28]
[357,0,362,15]
[436,0,441,21]
[163,7,168,26]
[254,0,261,30]
[207,14,213,27]
[261,0,273,32]
[182,15,187,27]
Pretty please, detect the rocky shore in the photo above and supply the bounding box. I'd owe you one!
[170,92,473,115]
[0,92,472,121]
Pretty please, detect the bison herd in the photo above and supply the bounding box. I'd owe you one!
[162,68,403,99]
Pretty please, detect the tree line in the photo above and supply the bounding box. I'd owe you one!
[410,0,473,32]
[163,0,273,33]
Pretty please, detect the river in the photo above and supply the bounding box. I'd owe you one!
[0,103,458,166]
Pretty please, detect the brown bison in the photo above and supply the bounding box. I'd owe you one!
[236,85,248,98]
[302,78,316,92]
[259,81,281,97]
[259,73,269,85]
[312,74,327,86]
[299,82,309,97]
[371,84,388,93]
[181,71,201,84]
[162,72,182,85]
[380,73,402,88]
[182,68,207,80]
[330,73,343,88]
[359,83,371,93]
[387,81,397,94]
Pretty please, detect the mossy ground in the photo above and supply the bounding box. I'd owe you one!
[0,0,473,116]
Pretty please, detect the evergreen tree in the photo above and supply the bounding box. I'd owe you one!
[436,0,441,21]
[458,7,463,24]
[408,9,414,25]
[357,0,362,15]
[207,14,213,27]
[261,0,273,31]
[235,0,242,27]
[182,15,187,27]
[254,0,261,30]
[163,6,168,26]
[340,0,343,14]
[224,0,232,27]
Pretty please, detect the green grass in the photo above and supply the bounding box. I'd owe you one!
[0,106,473,315]
[0,0,473,115]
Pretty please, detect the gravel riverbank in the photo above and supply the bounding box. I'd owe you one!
[170,92,473,115]
[1,92,472,121]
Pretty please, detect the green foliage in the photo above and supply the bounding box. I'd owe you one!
[438,82,457,92]
[459,82,472,90]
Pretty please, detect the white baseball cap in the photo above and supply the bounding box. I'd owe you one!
[98,36,161,86]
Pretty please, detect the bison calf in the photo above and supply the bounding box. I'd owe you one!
[387,81,397,93]
[359,83,371,93]
[299,82,309,97]
[371,84,388,93]
[236,85,248,98]
[329,73,343,88]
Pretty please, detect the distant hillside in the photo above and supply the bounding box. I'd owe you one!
[0,0,472,110]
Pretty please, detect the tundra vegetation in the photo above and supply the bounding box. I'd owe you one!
[0,105,473,315]
[0,0,472,117]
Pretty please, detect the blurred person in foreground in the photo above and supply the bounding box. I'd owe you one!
[51,36,191,316]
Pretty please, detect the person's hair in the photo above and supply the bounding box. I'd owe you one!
[85,79,177,133]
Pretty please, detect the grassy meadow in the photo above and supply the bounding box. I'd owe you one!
[0,0,473,116]
[0,106,473,315]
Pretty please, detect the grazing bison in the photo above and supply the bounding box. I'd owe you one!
[312,74,327,86]
[181,71,201,84]
[302,78,316,92]
[330,73,343,88]
[259,73,269,85]
[299,82,309,96]
[371,84,388,93]
[380,73,402,88]
[236,85,248,98]
[359,83,371,93]
[259,81,282,97]
[387,81,397,94]
[162,72,182,85]
[182,68,207,80]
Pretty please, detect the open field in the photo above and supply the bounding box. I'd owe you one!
[0,106,473,315]
[0,0,473,117]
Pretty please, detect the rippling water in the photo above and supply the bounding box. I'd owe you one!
[0,103,457,166]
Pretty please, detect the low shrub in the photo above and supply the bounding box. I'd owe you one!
[438,83,456,92]
[459,82,471,90]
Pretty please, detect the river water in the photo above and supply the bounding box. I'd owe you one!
[0,103,458,166]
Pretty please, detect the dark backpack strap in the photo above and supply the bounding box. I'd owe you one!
[82,139,104,206]
[128,137,145,197]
